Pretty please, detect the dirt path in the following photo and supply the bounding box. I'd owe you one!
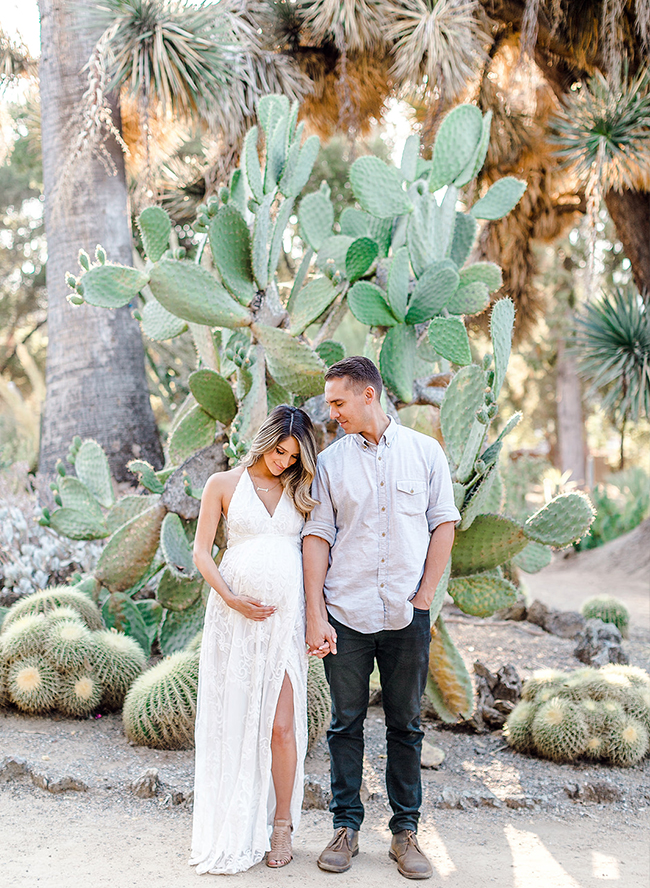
[1,788,648,888]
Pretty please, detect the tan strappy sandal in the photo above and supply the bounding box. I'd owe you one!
[266,819,293,868]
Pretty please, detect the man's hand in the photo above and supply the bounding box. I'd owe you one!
[306,616,337,657]
[409,592,431,611]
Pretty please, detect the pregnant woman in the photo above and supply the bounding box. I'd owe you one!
[189,405,318,874]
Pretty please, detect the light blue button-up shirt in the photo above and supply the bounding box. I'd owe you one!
[303,418,460,633]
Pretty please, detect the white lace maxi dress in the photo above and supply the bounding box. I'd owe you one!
[189,469,308,875]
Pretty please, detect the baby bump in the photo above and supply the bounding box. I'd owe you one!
[220,536,303,609]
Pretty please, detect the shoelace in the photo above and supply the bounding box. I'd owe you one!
[329,828,351,852]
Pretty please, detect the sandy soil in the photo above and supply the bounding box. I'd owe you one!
[1,546,649,888]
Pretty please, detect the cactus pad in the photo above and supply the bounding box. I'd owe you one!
[252,324,326,399]
[379,324,416,403]
[348,281,398,327]
[76,264,149,309]
[157,569,202,612]
[470,177,527,221]
[339,207,369,239]
[429,104,484,191]
[299,185,334,252]
[445,280,490,316]
[123,650,200,749]
[345,237,378,282]
[448,572,518,618]
[137,206,172,262]
[243,125,263,203]
[451,515,528,576]
[48,508,109,541]
[106,494,160,534]
[148,259,251,328]
[126,460,164,495]
[349,156,412,218]
[160,513,196,580]
[524,492,595,547]
[426,616,474,723]
[289,276,338,336]
[168,403,217,465]
[140,297,187,341]
[279,134,320,198]
[209,206,256,305]
[428,316,472,365]
[440,364,486,466]
[57,477,104,522]
[95,503,166,592]
[512,541,553,574]
[459,262,502,293]
[73,439,115,508]
[405,261,460,325]
[315,340,345,366]
[490,297,515,397]
[159,595,206,656]
[188,369,237,425]
[449,212,478,267]
[386,246,410,322]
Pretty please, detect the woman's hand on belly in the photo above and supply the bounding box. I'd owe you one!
[227,594,277,621]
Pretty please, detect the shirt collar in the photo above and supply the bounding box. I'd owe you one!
[355,416,398,450]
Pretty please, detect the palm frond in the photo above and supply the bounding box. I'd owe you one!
[383,0,488,100]
[301,0,385,52]
[550,68,650,191]
[90,0,237,118]
[574,288,650,423]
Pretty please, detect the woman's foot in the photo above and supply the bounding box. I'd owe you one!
[266,819,293,868]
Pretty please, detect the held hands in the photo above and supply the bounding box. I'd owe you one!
[306,617,337,658]
[229,595,277,621]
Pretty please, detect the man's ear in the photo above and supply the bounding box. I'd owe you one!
[365,385,376,404]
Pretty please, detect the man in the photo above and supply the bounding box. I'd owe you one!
[302,356,460,881]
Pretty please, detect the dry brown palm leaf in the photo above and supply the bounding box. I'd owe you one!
[298,50,392,138]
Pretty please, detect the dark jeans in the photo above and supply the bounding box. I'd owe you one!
[323,609,431,834]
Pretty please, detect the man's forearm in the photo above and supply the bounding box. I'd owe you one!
[413,521,456,608]
[302,534,330,619]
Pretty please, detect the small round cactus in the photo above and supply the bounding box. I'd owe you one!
[58,669,103,717]
[581,596,630,637]
[607,717,649,767]
[8,656,60,713]
[531,697,589,763]
[521,669,567,703]
[0,659,8,708]
[45,606,85,627]
[91,629,146,709]
[48,619,94,672]
[186,631,203,654]
[504,700,536,753]
[307,656,331,751]
[123,651,200,750]
[2,587,103,633]
[1,614,48,662]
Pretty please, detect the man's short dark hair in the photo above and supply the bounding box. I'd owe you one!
[324,356,383,398]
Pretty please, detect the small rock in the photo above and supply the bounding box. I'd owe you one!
[30,771,49,791]
[303,775,331,810]
[47,775,88,794]
[526,599,550,629]
[130,768,163,799]
[437,788,461,809]
[564,780,623,803]
[544,611,585,639]
[497,600,527,621]
[162,789,185,806]
[0,756,31,782]
[421,741,445,769]
[504,794,537,809]
[574,619,629,667]
[459,789,501,809]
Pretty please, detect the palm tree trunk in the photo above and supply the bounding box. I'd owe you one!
[37,0,163,480]
[605,190,650,304]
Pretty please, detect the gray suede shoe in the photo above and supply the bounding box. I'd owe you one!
[317,827,359,873]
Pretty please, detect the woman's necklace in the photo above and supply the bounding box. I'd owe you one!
[249,471,281,493]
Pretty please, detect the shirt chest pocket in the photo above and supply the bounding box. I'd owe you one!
[395,479,428,516]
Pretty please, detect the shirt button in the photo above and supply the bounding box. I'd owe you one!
[381,532,386,537]
[380,583,384,588]
[381,506,386,512]
[378,457,382,461]
[381,558,385,563]
[380,481,384,486]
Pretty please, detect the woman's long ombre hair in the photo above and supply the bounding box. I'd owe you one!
[241,405,318,518]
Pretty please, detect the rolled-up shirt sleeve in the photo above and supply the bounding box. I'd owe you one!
[302,459,337,546]
[426,440,461,532]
